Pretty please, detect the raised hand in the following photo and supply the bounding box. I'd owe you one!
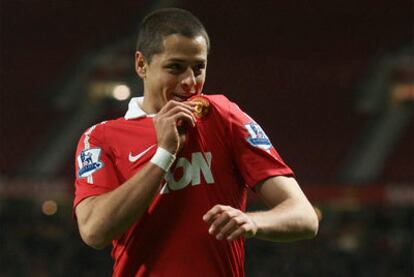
[153,100,197,154]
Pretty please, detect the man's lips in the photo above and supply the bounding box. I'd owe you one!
[172,94,194,102]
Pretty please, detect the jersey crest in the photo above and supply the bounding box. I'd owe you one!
[77,148,104,178]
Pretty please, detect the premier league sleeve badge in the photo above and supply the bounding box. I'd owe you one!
[77,148,104,178]
[244,122,272,151]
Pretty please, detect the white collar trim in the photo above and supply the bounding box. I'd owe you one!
[124,97,155,120]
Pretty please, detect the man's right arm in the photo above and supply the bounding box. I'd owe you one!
[75,101,196,249]
[76,161,167,249]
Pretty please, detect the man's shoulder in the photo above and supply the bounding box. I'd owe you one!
[202,93,247,118]
[80,116,153,142]
[202,93,230,104]
[79,117,126,139]
[201,93,234,112]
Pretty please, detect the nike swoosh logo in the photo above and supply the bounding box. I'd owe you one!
[128,144,156,162]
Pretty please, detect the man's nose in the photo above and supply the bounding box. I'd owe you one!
[181,69,196,93]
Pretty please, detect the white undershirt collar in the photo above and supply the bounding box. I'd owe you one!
[124,97,155,120]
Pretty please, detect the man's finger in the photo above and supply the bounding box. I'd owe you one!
[170,112,196,127]
[216,219,239,240]
[202,205,225,223]
[162,105,194,118]
[208,212,231,235]
[164,100,196,112]
[162,105,196,127]
[226,226,246,241]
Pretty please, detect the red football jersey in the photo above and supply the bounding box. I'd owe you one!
[74,94,293,277]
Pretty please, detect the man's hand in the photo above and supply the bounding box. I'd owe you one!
[203,205,258,241]
[153,100,196,154]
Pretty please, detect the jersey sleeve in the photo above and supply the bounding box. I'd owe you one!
[228,101,294,189]
[73,123,120,209]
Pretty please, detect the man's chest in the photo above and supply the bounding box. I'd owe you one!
[108,120,233,189]
[108,121,157,180]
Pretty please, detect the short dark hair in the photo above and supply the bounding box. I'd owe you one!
[136,8,210,62]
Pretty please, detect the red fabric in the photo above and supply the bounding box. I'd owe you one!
[73,94,293,277]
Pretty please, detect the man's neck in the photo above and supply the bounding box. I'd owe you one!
[141,96,161,114]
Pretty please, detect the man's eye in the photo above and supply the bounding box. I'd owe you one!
[168,64,182,71]
[193,64,205,75]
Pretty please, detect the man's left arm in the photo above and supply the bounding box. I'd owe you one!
[203,176,319,242]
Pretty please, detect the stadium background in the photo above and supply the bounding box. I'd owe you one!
[0,0,413,276]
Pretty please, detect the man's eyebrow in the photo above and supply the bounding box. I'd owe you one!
[165,58,206,63]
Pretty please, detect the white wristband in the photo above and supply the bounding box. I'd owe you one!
[150,147,176,172]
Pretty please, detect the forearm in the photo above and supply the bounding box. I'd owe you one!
[247,199,319,242]
[203,176,319,243]
[77,162,166,248]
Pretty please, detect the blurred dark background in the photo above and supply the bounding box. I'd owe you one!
[0,0,413,276]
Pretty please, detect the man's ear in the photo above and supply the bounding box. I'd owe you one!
[135,51,148,78]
